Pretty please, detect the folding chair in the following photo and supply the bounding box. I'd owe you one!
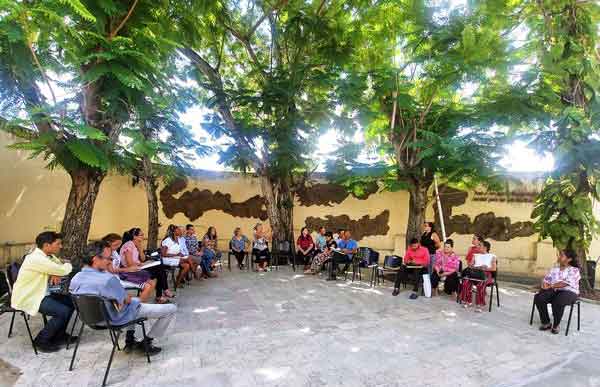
[374,255,403,286]
[69,294,152,387]
[529,295,581,336]
[2,265,48,355]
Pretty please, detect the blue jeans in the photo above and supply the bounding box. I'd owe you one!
[36,293,74,343]
[201,250,215,273]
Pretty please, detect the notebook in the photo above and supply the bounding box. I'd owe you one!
[473,253,495,268]
[139,260,160,270]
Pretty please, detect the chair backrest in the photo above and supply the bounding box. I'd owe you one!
[384,255,402,268]
[229,240,233,252]
[71,294,110,327]
[0,269,10,304]
[278,240,290,252]
[6,261,21,288]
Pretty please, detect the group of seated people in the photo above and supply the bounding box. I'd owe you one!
[389,222,582,333]
[8,221,583,356]
[9,223,226,354]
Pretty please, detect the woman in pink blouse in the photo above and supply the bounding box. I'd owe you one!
[430,239,460,296]
[534,249,581,334]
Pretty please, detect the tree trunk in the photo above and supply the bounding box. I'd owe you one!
[60,168,105,269]
[142,157,160,250]
[259,174,294,257]
[405,180,431,248]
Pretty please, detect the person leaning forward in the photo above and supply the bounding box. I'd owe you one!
[70,241,177,355]
[392,238,430,299]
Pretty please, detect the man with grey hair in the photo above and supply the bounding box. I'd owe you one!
[69,241,177,355]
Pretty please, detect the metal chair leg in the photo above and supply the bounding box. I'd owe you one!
[565,303,574,336]
[102,339,118,387]
[140,322,151,364]
[69,324,85,371]
[8,312,16,338]
[67,311,79,350]
[22,312,38,355]
[496,284,500,307]
[529,298,535,325]
[577,302,580,331]
[488,285,493,312]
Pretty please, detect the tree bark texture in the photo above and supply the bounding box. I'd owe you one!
[142,156,160,251]
[60,168,105,268]
[405,180,431,248]
[259,175,295,256]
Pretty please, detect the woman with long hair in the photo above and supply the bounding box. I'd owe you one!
[534,249,581,334]
[305,231,337,274]
[161,224,193,287]
[120,227,173,303]
[421,222,441,273]
[102,233,156,302]
[296,226,315,271]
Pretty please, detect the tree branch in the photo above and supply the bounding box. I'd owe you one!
[28,42,57,108]
[181,47,263,170]
[317,0,327,16]
[109,0,139,40]
[248,0,288,37]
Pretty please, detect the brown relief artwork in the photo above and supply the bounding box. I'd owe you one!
[160,178,268,221]
[304,210,390,241]
[296,182,378,206]
[434,186,535,241]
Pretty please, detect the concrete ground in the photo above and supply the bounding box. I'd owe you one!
[1,267,599,387]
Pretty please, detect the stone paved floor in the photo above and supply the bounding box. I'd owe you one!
[1,268,600,387]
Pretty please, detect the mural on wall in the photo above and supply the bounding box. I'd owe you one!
[435,186,535,241]
[295,182,378,206]
[304,210,390,241]
[160,178,380,223]
[160,178,268,221]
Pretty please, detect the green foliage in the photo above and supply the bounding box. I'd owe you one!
[0,0,185,175]
[521,0,600,257]
[330,0,516,199]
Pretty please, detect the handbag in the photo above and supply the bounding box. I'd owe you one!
[463,267,486,281]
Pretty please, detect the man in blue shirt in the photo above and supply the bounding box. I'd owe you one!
[328,230,358,280]
[70,241,177,355]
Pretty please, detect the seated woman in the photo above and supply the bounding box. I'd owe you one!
[102,233,156,302]
[202,226,221,274]
[534,249,581,334]
[161,224,193,286]
[252,223,271,272]
[459,240,496,312]
[430,239,460,296]
[296,227,315,271]
[305,231,337,274]
[230,227,249,269]
[120,228,174,303]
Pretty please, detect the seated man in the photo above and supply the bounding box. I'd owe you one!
[11,231,74,353]
[392,238,430,299]
[328,230,358,280]
[70,241,177,355]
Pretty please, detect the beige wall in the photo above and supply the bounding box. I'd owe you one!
[1,132,599,284]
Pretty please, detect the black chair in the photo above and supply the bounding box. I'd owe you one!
[457,266,500,312]
[529,295,580,336]
[69,294,152,387]
[250,242,272,272]
[227,241,249,271]
[2,265,49,355]
[374,255,403,286]
[274,241,293,271]
[344,247,369,283]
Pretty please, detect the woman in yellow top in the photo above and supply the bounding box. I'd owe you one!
[11,232,74,353]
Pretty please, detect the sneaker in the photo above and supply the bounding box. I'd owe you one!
[539,324,552,331]
[551,326,560,335]
[409,293,418,300]
[392,289,400,296]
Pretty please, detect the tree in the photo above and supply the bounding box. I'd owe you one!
[177,0,357,248]
[0,1,183,262]
[331,0,518,246]
[525,0,600,292]
[123,95,210,250]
